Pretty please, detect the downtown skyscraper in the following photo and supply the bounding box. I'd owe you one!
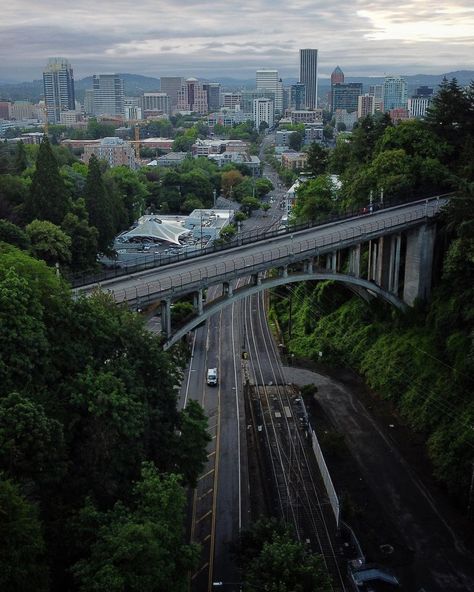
[299,49,318,109]
[43,58,75,124]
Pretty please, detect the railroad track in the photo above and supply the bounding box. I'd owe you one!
[244,289,347,591]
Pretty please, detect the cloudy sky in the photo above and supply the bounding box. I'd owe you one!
[1,0,473,81]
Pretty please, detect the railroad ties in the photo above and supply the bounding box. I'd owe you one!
[248,382,347,592]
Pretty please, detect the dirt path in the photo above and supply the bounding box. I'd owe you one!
[281,364,474,592]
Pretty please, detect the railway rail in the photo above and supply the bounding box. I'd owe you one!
[244,290,347,591]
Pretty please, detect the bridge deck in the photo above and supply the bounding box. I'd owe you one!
[76,196,446,306]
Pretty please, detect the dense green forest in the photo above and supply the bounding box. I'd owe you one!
[272,79,474,504]
[0,115,273,589]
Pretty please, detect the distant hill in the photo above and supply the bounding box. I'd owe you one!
[0,70,472,103]
[317,70,474,95]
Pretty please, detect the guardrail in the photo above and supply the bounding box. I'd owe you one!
[67,192,451,289]
[89,199,444,307]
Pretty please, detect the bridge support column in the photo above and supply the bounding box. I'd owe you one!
[280,266,288,278]
[388,234,402,294]
[349,245,361,277]
[251,272,261,286]
[193,290,204,315]
[304,258,314,274]
[160,299,171,337]
[377,237,392,290]
[368,240,378,281]
[326,251,337,271]
[223,281,233,297]
[403,223,436,305]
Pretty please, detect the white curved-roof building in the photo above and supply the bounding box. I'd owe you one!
[121,216,190,246]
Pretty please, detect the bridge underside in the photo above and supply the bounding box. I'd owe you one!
[162,271,406,350]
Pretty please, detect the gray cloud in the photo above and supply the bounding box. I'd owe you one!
[0,0,473,82]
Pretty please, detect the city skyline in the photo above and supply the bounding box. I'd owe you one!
[1,1,473,81]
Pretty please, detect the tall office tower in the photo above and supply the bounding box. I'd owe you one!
[332,83,363,112]
[43,57,75,124]
[357,94,375,118]
[160,77,183,109]
[92,74,125,117]
[299,49,318,109]
[383,76,408,111]
[0,102,12,120]
[331,65,344,86]
[253,98,274,130]
[290,83,306,110]
[203,82,221,111]
[330,66,344,110]
[176,78,208,114]
[142,92,170,115]
[222,93,242,109]
[415,86,434,98]
[369,84,383,99]
[240,89,275,114]
[84,89,94,115]
[256,69,283,114]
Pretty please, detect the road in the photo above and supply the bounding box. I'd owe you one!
[178,183,282,591]
[282,367,474,591]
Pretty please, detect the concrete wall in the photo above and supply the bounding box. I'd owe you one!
[403,223,436,305]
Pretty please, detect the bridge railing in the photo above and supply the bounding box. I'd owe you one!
[68,192,451,288]
[98,199,444,307]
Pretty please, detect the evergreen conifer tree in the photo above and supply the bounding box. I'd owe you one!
[25,137,69,225]
[14,141,28,174]
[84,155,114,252]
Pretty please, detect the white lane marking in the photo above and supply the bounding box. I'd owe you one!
[183,330,197,408]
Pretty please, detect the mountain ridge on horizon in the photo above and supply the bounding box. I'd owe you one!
[0,70,472,102]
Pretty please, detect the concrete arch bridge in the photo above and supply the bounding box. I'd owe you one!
[77,196,448,349]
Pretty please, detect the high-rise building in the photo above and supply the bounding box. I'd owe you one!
[330,66,344,111]
[415,86,434,98]
[332,83,363,113]
[11,101,34,120]
[92,74,125,117]
[290,83,306,110]
[142,92,170,115]
[240,89,275,114]
[357,94,375,118]
[369,84,384,99]
[0,102,12,120]
[43,57,76,124]
[160,77,183,109]
[256,69,283,114]
[253,98,274,130]
[177,78,208,114]
[222,93,242,109]
[299,49,318,109]
[83,89,94,115]
[203,83,221,111]
[331,66,344,86]
[408,96,431,118]
[383,76,408,111]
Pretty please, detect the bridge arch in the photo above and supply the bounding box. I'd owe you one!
[163,271,406,350]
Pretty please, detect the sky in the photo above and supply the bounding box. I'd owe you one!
[1,0,473,82]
